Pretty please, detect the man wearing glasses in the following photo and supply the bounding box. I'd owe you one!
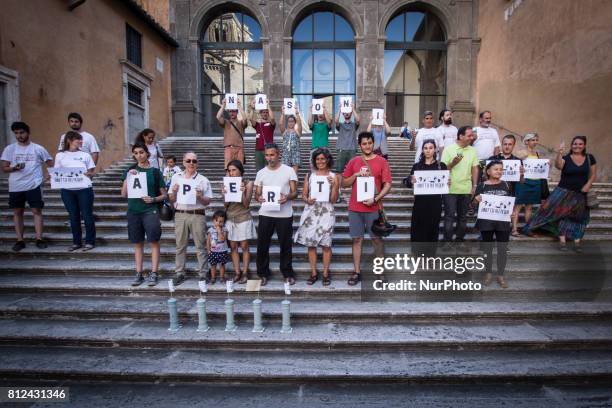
[168,152,213,285]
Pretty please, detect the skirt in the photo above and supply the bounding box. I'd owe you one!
[522,187,589,240]
[515,179,542,205]
[294,202,335,247]
[226,219,257,242]
[208,251,230,266]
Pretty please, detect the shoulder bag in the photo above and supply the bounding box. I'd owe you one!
[361,155,396,237]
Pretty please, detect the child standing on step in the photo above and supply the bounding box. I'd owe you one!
[207,210,230,284]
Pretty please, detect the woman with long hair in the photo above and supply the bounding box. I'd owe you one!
[134,128,163,169]
[279,105,302,174]
[512,133,542,236]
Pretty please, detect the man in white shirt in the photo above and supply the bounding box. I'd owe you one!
[410,111,444,162]
[57,112,100,165]
[1,122,53,251]
[255,143,298,286]
[437,108,458,152]
[472,110,501,161]
[168,152,213,285]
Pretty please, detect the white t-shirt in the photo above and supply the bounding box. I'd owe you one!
[255,164,298,218]
[163,165,182,184]
[53,151,96,189]
[473,126,501,160]
[147,143,162,169]
[58,131,100,155]
[414,127,444,162]
[437,124,459,148]
[1,142,53,192]
[169,172,212,211]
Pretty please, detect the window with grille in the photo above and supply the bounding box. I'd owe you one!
[126,24,142,67]
[128,83,143,106]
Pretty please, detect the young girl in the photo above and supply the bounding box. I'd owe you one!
[134,128,163,169]
[473,160,512,288]
[121,143,166,286]
[207,210,230,284]
[279,105,302,174]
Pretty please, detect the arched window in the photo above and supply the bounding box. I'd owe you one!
[384,9,446,128]
[200,12,262,133]
[292,10,355,132]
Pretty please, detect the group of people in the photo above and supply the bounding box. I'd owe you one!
[1,103,598,289]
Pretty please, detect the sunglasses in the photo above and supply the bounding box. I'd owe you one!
[184,159,198,164]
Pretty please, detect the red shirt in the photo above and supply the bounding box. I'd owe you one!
[343,155,392,213]
[255,122,275,151]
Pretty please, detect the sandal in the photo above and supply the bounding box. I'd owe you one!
[287,277,296,286]
[233,273,242,283]
[210,276,217,285]
[322,272,331,286]
[483,273,493,286]
[497,276,508,288]
[347,273,361,286]
[220,276,227,284]
[239,273,248,284]
[511,230,520,237]
[306,273,319,285]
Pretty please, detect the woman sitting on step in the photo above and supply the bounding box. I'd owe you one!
[294,148,340,286]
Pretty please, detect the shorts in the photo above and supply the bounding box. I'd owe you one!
[226,219,257,241]
[348,210,380,238]
[208,251,230,266]
[127,211,162,243]
[9,185,44,209]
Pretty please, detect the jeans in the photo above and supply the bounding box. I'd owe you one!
[61,188,96,246]
[256,215,294,278]
[443,194,471,242]
[481,230,510,276]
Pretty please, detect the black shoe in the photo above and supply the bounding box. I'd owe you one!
[172,274,186,286]
[147,272,159,287]
[260,276,268,286]
[35,239,48,249]
[12,241,26,252]
[131,273,145,286]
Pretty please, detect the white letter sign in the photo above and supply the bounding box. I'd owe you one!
[486,159,521,182]
[49,167,90,190]
[255,94,267,111]
[413,170,450,195]
[372,109,384,126]
[477,194,515,222]
[223,176,242,203]
[311,99,324,115]
[127,172,148,198]
[225,93,238,110]
[340,97,352,114]
[523,159,550,179]
[356,176,375,202]
[310,175,330,203]
[262,185,281,211]
[283,98,296,115]
[177,180,197,205]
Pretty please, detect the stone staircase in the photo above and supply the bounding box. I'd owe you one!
[0,135,611,405]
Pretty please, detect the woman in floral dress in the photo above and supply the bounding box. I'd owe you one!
[279,105,302,174]
[294,148,340,286]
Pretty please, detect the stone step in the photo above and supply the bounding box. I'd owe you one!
[1,345,611,384]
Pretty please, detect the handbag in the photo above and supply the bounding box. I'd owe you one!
[229,120,247,165]
[361,155,396,237]
[586,154,599,209]
[159,200,175,221]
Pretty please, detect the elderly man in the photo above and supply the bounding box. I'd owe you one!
[168,152,213,285]
[217,98,248,168]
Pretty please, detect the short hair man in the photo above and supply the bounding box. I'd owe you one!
[1,122,54,251]
[57,112,100,165]
[248,99,276,171]
[217,97,248,168]
[473,110,501,161]
[334,100,360,174]
[411,110,444,162]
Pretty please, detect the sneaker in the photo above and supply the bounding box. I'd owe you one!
[35,239,48,249]
[147,272,159,286]
[82,244,95,252]
[12,241,26,252]
[68,244,82,252]
[172,273,186,286]
[131,273,145,286]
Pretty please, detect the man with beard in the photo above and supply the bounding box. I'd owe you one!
[437,108,458,153]
[217,98,248,168]
[1,122,53,251]
[57,112,100,165]
[249,99,276,171]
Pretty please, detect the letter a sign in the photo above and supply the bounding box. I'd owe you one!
[225,93,238,110]
[127,172,148,198]
[255,94,267,111]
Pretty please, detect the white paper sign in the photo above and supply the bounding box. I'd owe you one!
[413,170,450,195]
[255,93,267,110]
[283,98,296,115]
[477,194,516,222]
[340,97,352,114]
[284,281,291,296]
[523,159,550,179]
[261,185,281,211]
[49,167,89,189]
[127,172,148,198]
[225,93,238,110]
[311,99,324,114]
[167,279,175,293]
[226,280,234,293]
[356,177,375,202]
[486,160,521,182]
[372,109,384,126]
[310,175,330,203]
[223,177,242,203]
[198,281,208,293]
[177,180,197,205]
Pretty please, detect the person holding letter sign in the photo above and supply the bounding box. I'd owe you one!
[513,133,544,235]
[335,100,360,175]
[367,110,391,160]
[223,160,257,284]
[254,144,298,286]
[294,148,340,286]
[168,152,213,285]
[121,143,167,286]
[55,131,97,251]
[473,161,512,288]
[279,104,302,173]
[308,101,332,150]
[405,140,448,254]
[342,132,392,285]
[1,121,53,251]
[523,136,597,252]
[249,97,276,171]
[217,96,248,168]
